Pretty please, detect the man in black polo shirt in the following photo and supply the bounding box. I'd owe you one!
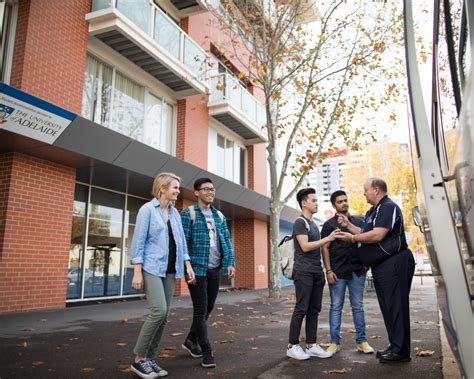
[334,178,415,363]
[321,190,374,356]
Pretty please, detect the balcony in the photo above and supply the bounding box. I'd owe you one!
[168,0,208,17]
[208,73,267,144]
[87,0,209,98]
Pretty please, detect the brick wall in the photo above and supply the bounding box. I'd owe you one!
[247,144,268,196]
[0,153,76,313]
[234,218,268,289]
[10,0,89,114]
[175,96,209,169]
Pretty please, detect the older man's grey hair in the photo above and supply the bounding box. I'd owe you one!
[368,177,387,193]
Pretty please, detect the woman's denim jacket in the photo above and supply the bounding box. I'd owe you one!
[130,198,190,278]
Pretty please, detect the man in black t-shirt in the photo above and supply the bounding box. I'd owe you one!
[286,187,338,361]
[334,178,415,364]
[321,190,374,356]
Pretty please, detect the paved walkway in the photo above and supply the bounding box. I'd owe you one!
[0,277,443,378]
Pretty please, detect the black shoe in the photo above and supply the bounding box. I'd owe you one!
[131,360,158,378]
[201,351,216,368]
[182,339,203,358]
[379,352,411,363]
[376,348,391,358]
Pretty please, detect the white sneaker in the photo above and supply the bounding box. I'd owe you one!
[286,344,311,360]
[306,344,333,358]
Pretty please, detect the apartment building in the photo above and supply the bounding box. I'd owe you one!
[0,0,298,313]
[306,149,347,219]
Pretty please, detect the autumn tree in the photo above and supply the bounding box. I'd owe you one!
[341,141,424,252]
[208,0,406,297]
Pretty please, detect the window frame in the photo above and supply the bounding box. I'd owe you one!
[82,52,177,155]
[0,0,18,84]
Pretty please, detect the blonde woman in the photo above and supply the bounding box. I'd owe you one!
[130,173,195,378]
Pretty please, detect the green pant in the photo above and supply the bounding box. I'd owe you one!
[133,272,176,358]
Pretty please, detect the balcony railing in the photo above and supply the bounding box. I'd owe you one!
[91,0,208,83]
[210,73,266,128]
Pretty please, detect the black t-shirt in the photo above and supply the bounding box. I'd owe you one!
[321,215,365,279]
[166,220,177,274]
[358,196,408,267]
[293,216,323,273]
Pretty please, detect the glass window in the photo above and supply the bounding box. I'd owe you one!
[144,93,163,150]
[123,196,147,295]
[112,72,145,140]
[82,54,176,154]
[82,55,113,126]
[0,1,17,83]
[217,134,226,177]
[210,130,246,186]
[85,188,124,298]
[67,185,89,300]
[225,139,234,181]
[163,103,174,153]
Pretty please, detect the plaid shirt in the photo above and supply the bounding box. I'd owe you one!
[181,204,235,277]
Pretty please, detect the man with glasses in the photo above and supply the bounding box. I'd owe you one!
[180,178,236,368]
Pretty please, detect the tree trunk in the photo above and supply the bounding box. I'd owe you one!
[268,202,282,298]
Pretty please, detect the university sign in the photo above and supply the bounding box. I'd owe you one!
[0,83,75,144]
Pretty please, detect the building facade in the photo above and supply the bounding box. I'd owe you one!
[0,0,298,313]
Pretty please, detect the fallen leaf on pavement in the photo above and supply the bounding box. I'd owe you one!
[121,316,129,323]
[163,347,176,351]
[158,353,174,359]
[178,318,189,321]
[370,335,381,339]
[347,328,356,333]
[169,332,184,337]
[17,341,28,348]
[257,335,270,339]
[32,361,44,366]
[217,313,224,317]
[217,307,223,310]
[251,347,258,350]
[118,364,132,373]
[219,340,234,344]
[270,320,280,323]
[211,321,225,326]
[299,336,306,342]
[116,343,127,347]
[323,368,351,374]
[225,330,237,334]
[22,327,35,332]
[319,343,331,348]
[246,307,254,310]
[81,367,95,373]
[416,350,435,357]
[352,360,367,364]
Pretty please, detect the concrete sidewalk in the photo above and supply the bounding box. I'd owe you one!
[0,277,443,378]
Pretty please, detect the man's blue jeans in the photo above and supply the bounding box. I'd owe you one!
[329,271,367,344]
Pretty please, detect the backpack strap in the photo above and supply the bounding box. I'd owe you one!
[296,216,311,232]
[188,205,196,224]
[216,210,225,223]
[188,205,225,224]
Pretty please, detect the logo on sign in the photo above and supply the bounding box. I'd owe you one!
[0,104,15,124]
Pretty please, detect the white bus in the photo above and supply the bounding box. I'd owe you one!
[404,0,473,377]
